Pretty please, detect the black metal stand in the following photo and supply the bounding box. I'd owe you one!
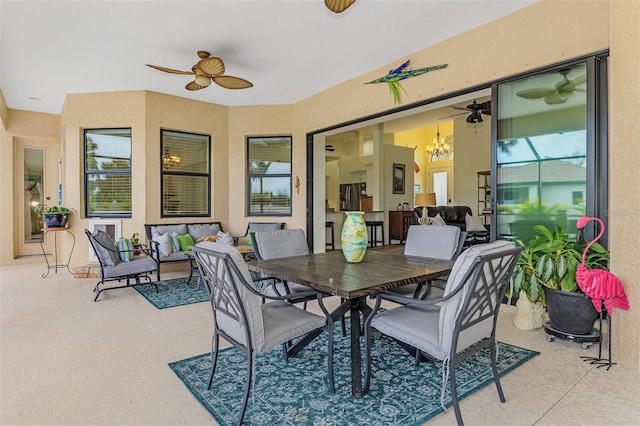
[580,308,616,370]
[40,227,75,278]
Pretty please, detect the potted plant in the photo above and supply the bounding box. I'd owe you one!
[510,224,609,333]
[131,232,141,256]
[34,204,75,228]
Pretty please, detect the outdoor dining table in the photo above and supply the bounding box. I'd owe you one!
[246,246,454,398]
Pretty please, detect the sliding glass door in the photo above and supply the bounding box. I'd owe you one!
[494,57,607,245]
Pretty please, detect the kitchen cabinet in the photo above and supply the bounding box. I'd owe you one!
[389,210,414,244]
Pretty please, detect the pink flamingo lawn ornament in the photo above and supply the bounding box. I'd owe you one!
[576,216,629,369]
[576,216,629,313]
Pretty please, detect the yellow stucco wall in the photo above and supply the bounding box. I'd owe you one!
[608,0,640,371]
[1,0,638,369]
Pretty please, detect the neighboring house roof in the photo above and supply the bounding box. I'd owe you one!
[498,161,586,184]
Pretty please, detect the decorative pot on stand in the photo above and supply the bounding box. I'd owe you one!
[341,211,368,263]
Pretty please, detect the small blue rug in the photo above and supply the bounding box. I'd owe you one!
[169,326,539,425]
[134,277,208,309]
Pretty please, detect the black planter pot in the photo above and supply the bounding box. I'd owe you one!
[43,213,69,228]
[545,287,598,335]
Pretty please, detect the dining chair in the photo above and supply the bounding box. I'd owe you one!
[388,224,466,300]
[191,242,335,425]
[253,228,348,336]
[252,229,315,301]
[363,241,523,426]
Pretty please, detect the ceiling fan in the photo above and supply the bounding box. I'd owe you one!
[516,69,586,105]
[146,50,253,91]
[325,0,356,13]
[441,99,491,123]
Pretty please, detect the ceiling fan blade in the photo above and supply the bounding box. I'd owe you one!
[185,80,208,91]
[325,0,356,13]
[213,75,254,89]
[438,112,467,120]
[146,64,193,75]
[544,92,570,105]
[451,105,470,111]
[571,74,586,86]
[198,57,225,76]
[516,88,555,99]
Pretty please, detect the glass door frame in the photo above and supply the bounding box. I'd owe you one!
[490,53,609,246]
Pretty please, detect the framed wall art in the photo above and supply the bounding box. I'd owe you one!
[392,163,405,194]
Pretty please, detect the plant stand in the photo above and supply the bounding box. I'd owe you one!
[543,321,601,349]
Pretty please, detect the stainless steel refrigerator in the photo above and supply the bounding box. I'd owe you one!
[339,183,367,211]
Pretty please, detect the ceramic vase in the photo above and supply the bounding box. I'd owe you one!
[513,290,545,330]
[341,211,368,263]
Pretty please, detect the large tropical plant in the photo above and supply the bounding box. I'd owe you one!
[510,225,609,306]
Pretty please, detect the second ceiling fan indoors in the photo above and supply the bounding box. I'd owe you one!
[443,99,492,124]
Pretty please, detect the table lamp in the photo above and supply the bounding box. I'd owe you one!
[414,192,436,224]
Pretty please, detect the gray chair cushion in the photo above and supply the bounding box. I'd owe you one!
[253,229,309,260]
[188,223,221,241]
[196,242,266,350]
[92,229,120,266]
[249,222,284,232]
[261,301,326,351]
[373,240,516,360]
[157,251,191,262]
[403,225,461,260]
[102,255,156,279]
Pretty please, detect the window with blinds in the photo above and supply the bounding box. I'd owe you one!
[247,136,292,216]
[161,130,211,217]
[84,128,132,217]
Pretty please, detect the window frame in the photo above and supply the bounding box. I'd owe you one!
[84,128,132,218]
[160,129,211,218]
[246,135,293,217]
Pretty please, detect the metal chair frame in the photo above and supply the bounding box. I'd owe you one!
[364,245,523,425]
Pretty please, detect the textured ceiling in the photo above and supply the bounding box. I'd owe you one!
[0,0,538,115]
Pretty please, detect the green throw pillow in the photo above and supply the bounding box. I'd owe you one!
[247,230,256,246]
[177,233,195,251]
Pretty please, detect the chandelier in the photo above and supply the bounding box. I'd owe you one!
[426,125,451,157]
[162,147,181,169]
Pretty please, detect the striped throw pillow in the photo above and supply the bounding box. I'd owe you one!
[118,238,134,262]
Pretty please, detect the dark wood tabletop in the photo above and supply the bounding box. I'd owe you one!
[246,247,454,299]
[246,246,454,398]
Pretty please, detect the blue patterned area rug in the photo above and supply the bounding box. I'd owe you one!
[169,326,539,425]
[134,277,208,309]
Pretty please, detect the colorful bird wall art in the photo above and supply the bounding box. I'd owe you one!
[365,60,448,105]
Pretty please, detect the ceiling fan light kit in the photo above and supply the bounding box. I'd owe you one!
[442,99,491,124]
[146,50,253,92]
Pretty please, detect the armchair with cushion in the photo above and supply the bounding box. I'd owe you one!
[233,222,285,246]
[191,242,335,425]
[85,229,158,301]
[364,241,523,425]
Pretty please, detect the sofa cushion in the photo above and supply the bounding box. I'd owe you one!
[188,223,221,241]
[465,213,488,232]
[431,214,446,226]
[152,232,173,256]
[150,224,188,239]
